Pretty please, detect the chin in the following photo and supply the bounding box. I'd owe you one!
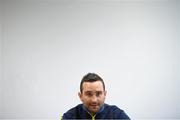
[91,109,99,113]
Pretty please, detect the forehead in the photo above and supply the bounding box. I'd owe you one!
[82,81,104,92]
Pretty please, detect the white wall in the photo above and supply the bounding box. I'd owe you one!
[1,0,180,119]
[0,0,3,117]
[177,1,180,119]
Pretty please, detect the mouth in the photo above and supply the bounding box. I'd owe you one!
[90,104,99,109]
[90,104,98,106]
[88,104,100,113]
[91,105,98,107]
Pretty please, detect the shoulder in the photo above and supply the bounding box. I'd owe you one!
[104,103,123,111]
[103,104,130,119]
[62,104,83,119]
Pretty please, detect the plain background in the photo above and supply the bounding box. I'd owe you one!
[0,0,180,119]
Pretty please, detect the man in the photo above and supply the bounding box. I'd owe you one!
[63,73,130,119]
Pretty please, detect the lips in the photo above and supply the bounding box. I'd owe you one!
[90,104,98,106]
[90,104,99,109]
[90,105,97,107]
[88,104,100,113]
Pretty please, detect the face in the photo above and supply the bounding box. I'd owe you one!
[78,81,107,114]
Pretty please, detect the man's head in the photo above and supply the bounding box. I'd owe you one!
[78,73,107,114]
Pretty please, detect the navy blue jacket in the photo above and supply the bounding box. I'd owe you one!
[63,103,130,119]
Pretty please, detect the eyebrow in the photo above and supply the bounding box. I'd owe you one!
[84,91,103,93]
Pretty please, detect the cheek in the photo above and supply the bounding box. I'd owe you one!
[81,96,89,103]
[99,96,106,101]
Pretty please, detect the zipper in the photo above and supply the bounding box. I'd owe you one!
[91,114,96,120]
[87,111,96,120]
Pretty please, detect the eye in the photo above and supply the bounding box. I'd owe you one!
[96,91,103,96]
[85,92,93,97]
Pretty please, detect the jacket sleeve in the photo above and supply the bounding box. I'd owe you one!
[62,112,73,120]
[62,111,76,119]
[62,113,67,119]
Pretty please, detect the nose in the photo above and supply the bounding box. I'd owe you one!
[91,95,98,102]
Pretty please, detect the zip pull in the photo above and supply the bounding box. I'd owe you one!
[92,114,96,120]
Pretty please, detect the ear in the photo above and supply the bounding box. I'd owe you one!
[78,92,83,101]
[104,90,107,97]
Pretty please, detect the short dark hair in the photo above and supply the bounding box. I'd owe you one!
[80,73,105,93]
